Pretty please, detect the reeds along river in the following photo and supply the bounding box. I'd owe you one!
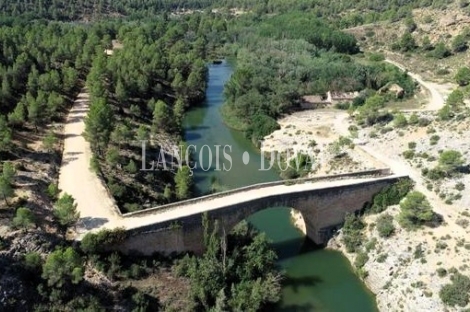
[182,60,378,312]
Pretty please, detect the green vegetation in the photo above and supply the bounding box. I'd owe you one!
[13,207,35,229]
[439,273,470,307]
[367,178,413,213]
[376,213,395,238]
[398,191,435,229]
[53,193,80,231]
[0,162,15,205]
[42,247,84,287]
[341,214,365,253]
[455,67,470,86]
[176,217,281,311]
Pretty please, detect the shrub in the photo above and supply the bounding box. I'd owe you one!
[354,251,369,269]
[438,150,464,175]
[437,268,448,277]
[341,214,365,253]
[393,113,408,128]
[376,213,395,238]
[455,67,470,86]
[369,53,385,62]
[13,207,35,229]
[377,253,387,263]
[430,135,440,145]
[408,142,417,149]
[24,252,42,272]
[47,183,60,199]
[439,273,470,307]
[81,228,127,254]
[403,150,415,159]
[368,179,413,213]
[398,191,435,229]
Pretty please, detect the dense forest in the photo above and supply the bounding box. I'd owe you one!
[83,14,228,211]
[222,11,416,143]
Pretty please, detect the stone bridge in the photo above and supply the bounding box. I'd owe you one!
[101,169,407,255]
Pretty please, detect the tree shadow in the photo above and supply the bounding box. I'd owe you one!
[276,302,317,312]
[282,275,323,292]
[78,217,109,230]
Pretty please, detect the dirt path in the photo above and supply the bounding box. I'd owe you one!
[58,89,120,235]
[385,58,453,111]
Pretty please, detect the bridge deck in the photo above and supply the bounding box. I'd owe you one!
[76,174,406,236]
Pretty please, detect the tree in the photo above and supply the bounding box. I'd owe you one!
[124,159,138,174]
[152,100,172,133]
[398,191,434,228]
[42,247,84,287]
[431,42,451,59]
[175,165,192,200]
[115,79,128,103]
[438,150,465,175]
[399,33,416,52]
[0,116,12,152]
[8,103,26,128]
[13,207,35,229]
[42,131,58,152]
[455,67,470,86]
[84,97,114,154]
[0,162,15,205]
[53,193,80,230]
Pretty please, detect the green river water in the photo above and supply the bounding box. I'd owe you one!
[183,61,379,312]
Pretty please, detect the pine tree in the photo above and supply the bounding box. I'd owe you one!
[84,97,114,154]
[152,100,172,133]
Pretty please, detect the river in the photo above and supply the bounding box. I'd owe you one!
[183,61,378,312]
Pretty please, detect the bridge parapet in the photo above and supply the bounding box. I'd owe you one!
[122,168,392,219]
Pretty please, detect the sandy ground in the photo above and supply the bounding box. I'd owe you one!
[261,110,387,175]
[265,59,470,311]
[58,90,121,235]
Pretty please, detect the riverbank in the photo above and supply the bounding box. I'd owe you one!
[261,106,470,311]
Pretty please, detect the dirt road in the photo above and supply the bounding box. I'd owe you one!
[385,58,454,111]
[58,90,120,234]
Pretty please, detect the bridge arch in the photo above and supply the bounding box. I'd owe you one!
[115,175,403,256]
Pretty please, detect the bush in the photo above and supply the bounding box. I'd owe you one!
[13,207,35,229]
[369,53,385,62]
[408,142,417,149]
[341,214,365,253]
[354,251,369,269]
[437,268,448,277]
[398,191,435,229]
[430,135,440,145]
[377,253,387,263]
[376,213,395,238]
[368,179,413,213]
[438,150,464,175]
[393,113,408,128]
[402,150,415,159]
[47,183,60,199]
[81,228,127,254]
[24,252,42,272]
[455,182,465,191]
[439,273,470,307]
[455,67,470,86]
